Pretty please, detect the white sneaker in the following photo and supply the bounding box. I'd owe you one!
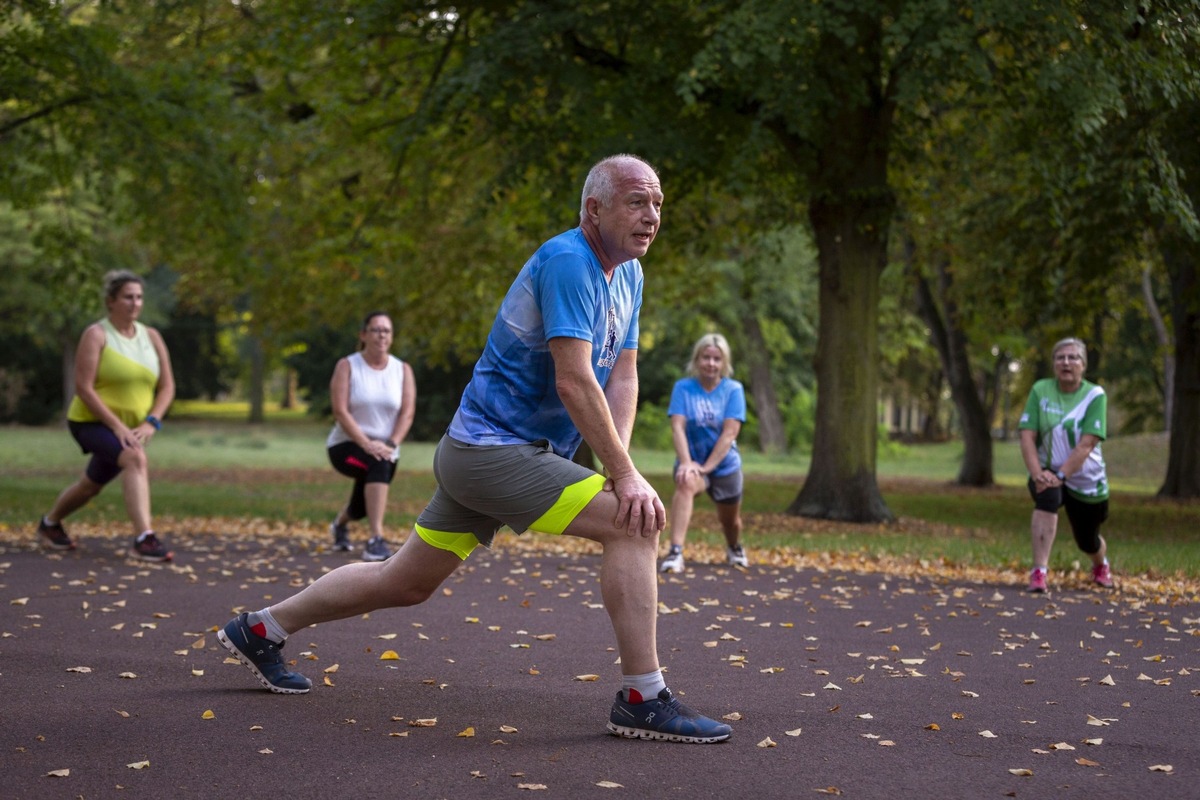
[726,545,748,568]
[660,546,684,573]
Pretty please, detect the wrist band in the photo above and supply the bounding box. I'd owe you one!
[1055,470,1065,481]
[146,415,161,430]
[385,439,397,448]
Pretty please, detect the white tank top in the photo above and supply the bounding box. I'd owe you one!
[326,352,406,454]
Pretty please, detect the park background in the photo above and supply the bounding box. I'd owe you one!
[1,3,1197,588]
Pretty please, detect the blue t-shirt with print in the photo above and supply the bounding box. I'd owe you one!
[448,227,642,458]
[667,376,747,477]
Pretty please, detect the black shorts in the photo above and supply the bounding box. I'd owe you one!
[1027,480,1109,554]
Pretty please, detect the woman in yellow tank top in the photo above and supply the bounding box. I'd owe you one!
[37,270,177,561]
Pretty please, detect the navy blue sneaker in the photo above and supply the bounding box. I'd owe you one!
[607,687,732,743]
[217,613,311,694]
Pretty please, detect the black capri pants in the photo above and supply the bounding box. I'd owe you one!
[1027,479,1109,555]
[328,441,398,521]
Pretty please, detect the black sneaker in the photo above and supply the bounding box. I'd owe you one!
[38,518,75,551]
[131,532,172,562]
[361,536,393,562]
[217,613,311,694]
[608,687,732,743]
[331,521,353,552]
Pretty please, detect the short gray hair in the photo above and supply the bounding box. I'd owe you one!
[687,332,734,378]
[579,154,657,220]
[1051,336,1087,367]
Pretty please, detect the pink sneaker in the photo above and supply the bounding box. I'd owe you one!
[1092,563,1113,588]
[1027,569,1047,593]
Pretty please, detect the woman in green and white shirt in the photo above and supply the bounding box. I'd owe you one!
[1018,337,1112,593]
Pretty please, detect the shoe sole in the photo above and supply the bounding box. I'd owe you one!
[130,549,173,562]
[40,540,75,551]
[606,722,730,744]
[216,629,311,695]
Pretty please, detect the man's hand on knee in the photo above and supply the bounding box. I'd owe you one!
[609,473,665,537]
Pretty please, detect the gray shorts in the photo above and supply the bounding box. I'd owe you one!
[416,434,602,549]
[674,464,743,504]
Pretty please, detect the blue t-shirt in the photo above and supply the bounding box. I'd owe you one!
[448,228,643,458]
[667,376,746,477]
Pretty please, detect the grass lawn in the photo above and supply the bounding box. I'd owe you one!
[2,413,1194,584]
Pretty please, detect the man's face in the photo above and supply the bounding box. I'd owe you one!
[591,162,663,265]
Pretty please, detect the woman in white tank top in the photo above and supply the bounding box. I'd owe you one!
[326,312,417,561]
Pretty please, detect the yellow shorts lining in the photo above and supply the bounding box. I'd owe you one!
[414,525,479,560]
[528,474,606,535]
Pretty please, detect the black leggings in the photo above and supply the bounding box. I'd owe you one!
[328,441,397,520]
[1027,480,1109,554]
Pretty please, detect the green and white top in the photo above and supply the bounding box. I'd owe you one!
[1018,378,1109,502]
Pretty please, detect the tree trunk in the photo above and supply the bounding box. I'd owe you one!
[60,329,75,417]
[248,335,266,424]
[743,314,787,454]
[789,194,893,522]
[1158,235,1200,498]
[787,14,894,522]
[910,256,994,486]
[1142,265,1174,432]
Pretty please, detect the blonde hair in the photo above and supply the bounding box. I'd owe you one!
[687,333,733,378]
[1051,336,1088,367]
[102,269,143,302]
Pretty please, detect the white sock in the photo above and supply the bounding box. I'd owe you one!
[246,608,289,644]
[622,670,666,703]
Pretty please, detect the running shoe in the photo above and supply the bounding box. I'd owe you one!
[727,544,749,568]
[608,687,732,743]
[38,518,75,551]
[217,612,312,694]
[362,536,393,562]
[1092,563,1114,588]
[660,545,684,574]
[331,521,353,552]
[131,532,172,562]
[1027,569,1048,594]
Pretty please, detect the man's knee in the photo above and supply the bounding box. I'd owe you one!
[118,448,149,472]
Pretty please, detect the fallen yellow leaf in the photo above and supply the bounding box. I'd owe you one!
[380,650,400,660]
[596,781,623,788]
[757,737,777,748]
[517,784,548,790]
[573,674,600,682]
[202,710,215,720]
[45,769,70,777]
[457,727,475,738]
[409,718,437,727]
[1008,768,1033,776]
[323,664,339,674]
[1149,764,1173,773]
[785,728,802,736]
[126,761,150,770]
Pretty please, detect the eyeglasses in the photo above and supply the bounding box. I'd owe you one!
[1053,354,1082,363]
[366,327,393,335]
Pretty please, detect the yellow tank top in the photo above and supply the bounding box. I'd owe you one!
[67,318,161,427]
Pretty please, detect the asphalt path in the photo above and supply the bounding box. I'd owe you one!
[2,532,1198,800]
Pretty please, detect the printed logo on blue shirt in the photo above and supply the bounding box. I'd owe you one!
[597,305,619,368]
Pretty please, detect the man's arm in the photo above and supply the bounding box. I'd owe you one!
[604,348,639,451]
[549,337,663,536]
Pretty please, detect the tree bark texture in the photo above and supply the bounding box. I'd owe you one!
[742,313,787,454]
[787,14,894,522]
[1158,236,1200,498]
[911,256,994,486]
[790,195,893,522]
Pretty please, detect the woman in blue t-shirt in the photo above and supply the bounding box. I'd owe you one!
[660,333,749,573]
